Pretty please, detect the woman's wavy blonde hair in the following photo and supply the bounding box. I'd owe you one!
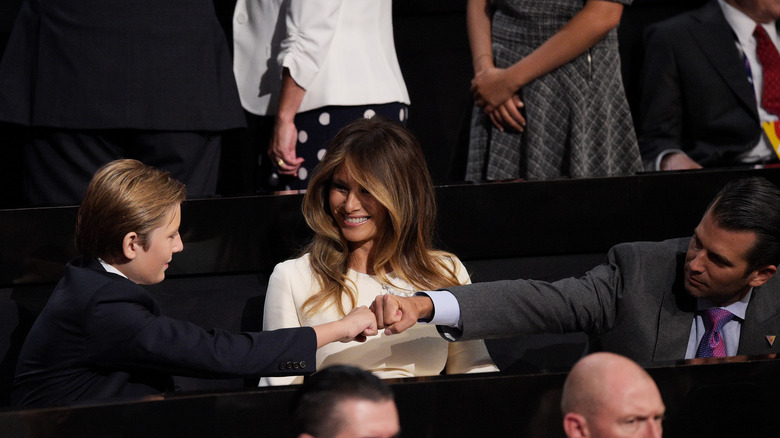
[301,117,463,317]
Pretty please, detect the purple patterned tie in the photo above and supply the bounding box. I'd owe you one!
[696,308,736,358]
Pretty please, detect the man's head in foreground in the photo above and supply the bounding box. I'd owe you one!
[561,352,665,438]
[291,365,400,438]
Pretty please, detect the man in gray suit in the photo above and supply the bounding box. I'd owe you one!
[371,177,780,365]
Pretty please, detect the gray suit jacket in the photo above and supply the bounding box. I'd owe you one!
[442,238,780,365]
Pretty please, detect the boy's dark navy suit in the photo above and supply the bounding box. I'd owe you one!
[12,258,315,408]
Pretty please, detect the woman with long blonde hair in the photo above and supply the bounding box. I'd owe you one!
[261,117,497,385]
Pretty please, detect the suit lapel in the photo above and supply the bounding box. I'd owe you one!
[653,252,696,361]
[738,275,780,355]
[688,1,758,115]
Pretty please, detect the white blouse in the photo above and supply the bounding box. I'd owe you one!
[233,0,409,116]
[260,253,497,386]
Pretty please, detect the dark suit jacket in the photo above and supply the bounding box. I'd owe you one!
[637,1,767,167]
[0,0,245,131]
[441,238,780,366]
[11,258,315,408]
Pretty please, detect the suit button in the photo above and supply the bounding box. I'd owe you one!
[293,362,300,370]
[286,361,293,370]
[300,361,307,369]
[278,362,285,370]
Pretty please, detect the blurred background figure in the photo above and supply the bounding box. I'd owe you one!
[638,0,780,171]
[261,117,496,386]
[0,0,244,205]
[465,0,641,182]
[291,365,400,438]
[561,352,665,438]
[233,0,409,193]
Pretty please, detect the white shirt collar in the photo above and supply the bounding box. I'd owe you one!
[719,0,779,49]
[696,288,752,320]
[98,258,128,279]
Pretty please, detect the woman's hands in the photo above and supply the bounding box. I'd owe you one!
[472,67,526,132]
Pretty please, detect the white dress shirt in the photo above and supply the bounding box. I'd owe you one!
[98,258,127,278]
[233,0,409,116]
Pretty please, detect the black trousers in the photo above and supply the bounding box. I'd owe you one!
[25,128,222,205]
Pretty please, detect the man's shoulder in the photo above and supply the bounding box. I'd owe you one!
[646,1,720,35]
[609,238,689,265]
[612,237,689,251]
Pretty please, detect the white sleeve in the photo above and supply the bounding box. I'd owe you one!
[443,257,499,374]
[422,256,469,328]
[423,291,462,328]
[259,261,305,386]
[278,0,343,89]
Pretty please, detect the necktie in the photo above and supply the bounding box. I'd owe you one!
[695,308,736,358]
[754,25,780,116]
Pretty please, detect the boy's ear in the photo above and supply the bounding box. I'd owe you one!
[122,232,140,260]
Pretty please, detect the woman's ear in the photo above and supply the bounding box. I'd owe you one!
[122,232,140,260]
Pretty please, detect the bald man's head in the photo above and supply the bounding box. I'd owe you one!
[561,353,665,438]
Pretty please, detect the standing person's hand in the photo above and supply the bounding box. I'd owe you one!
[660,153,703,171]
[489,95,526,132]
[269,120,304,176]
[471,67,517,113]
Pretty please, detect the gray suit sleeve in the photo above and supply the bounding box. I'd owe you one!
[441,256,626,342]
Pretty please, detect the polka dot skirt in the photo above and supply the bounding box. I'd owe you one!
[260,102,408,192]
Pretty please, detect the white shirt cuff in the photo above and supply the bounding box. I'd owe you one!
[416,290,462,330]
[655,149,687,170]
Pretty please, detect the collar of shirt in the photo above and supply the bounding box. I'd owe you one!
[719,0,779,54]
[696,288,752,321]
[98,258,128,279]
